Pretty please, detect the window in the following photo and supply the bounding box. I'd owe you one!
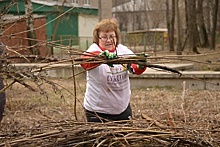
[83,0,90,5]
[71,0,79,4]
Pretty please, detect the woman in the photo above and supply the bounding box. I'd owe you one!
[80,19,146,122]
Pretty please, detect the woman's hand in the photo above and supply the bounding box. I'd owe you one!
[100,50,117,59]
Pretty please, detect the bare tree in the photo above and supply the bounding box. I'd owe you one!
[210,0,219,49]
[166,0,175,52]
[197,0,209,47]
[24,0,39,55]
[205,0,212,33]
[147,0,166,28]
[185,0,200,54]
[175,0,182,55]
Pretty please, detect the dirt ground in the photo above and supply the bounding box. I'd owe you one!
[0,48,220,146]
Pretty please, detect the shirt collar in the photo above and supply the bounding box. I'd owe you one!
[99,45,116,52]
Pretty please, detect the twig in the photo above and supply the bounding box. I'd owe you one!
[71,57,78,121]
[181,81,187,124]
[141,113,166,128]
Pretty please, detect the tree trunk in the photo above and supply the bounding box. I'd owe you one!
[166,0,175,52]
[175,0,182,55]
[24,0,39,55]
[210,0,219,49]
[197,0,209,47]
[206,0,212,33]
[185,0,200,54]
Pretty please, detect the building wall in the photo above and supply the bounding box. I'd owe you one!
[46,12,78,44]
[78,14,98,37]
[78,14,98,50]
[36,0,112,20]
[1,16,47,57]
[112,0,167,32]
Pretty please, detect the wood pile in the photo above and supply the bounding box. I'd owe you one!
[1,118,219,147]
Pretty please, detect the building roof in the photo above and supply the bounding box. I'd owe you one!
[0,0,98,15]
[2,14,46,25]
[32,0,98,9]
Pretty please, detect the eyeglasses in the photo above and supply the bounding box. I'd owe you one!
[98,35,116,41]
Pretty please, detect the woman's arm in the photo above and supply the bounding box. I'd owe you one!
[80,51,102,70]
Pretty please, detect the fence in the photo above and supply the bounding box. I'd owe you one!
[121,29,168,53]
[50,29,168,58]
[49,35,93,58]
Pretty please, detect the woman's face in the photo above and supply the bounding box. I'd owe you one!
[98,31,117,51]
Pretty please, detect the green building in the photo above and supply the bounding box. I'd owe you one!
[0,0,98,50]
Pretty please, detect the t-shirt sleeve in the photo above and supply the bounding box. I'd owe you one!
[118,44,147,75]
[80,51,101,70]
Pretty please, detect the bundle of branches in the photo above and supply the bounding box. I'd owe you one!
[1,45,184,93]
[3,41,220,90]
[0,119,218,147]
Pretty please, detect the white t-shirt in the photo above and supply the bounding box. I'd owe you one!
[84,43,134,115]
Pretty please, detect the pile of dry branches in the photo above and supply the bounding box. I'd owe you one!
[1,118,219,147]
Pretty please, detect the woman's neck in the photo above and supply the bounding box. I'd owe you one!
[98,45,116,52]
